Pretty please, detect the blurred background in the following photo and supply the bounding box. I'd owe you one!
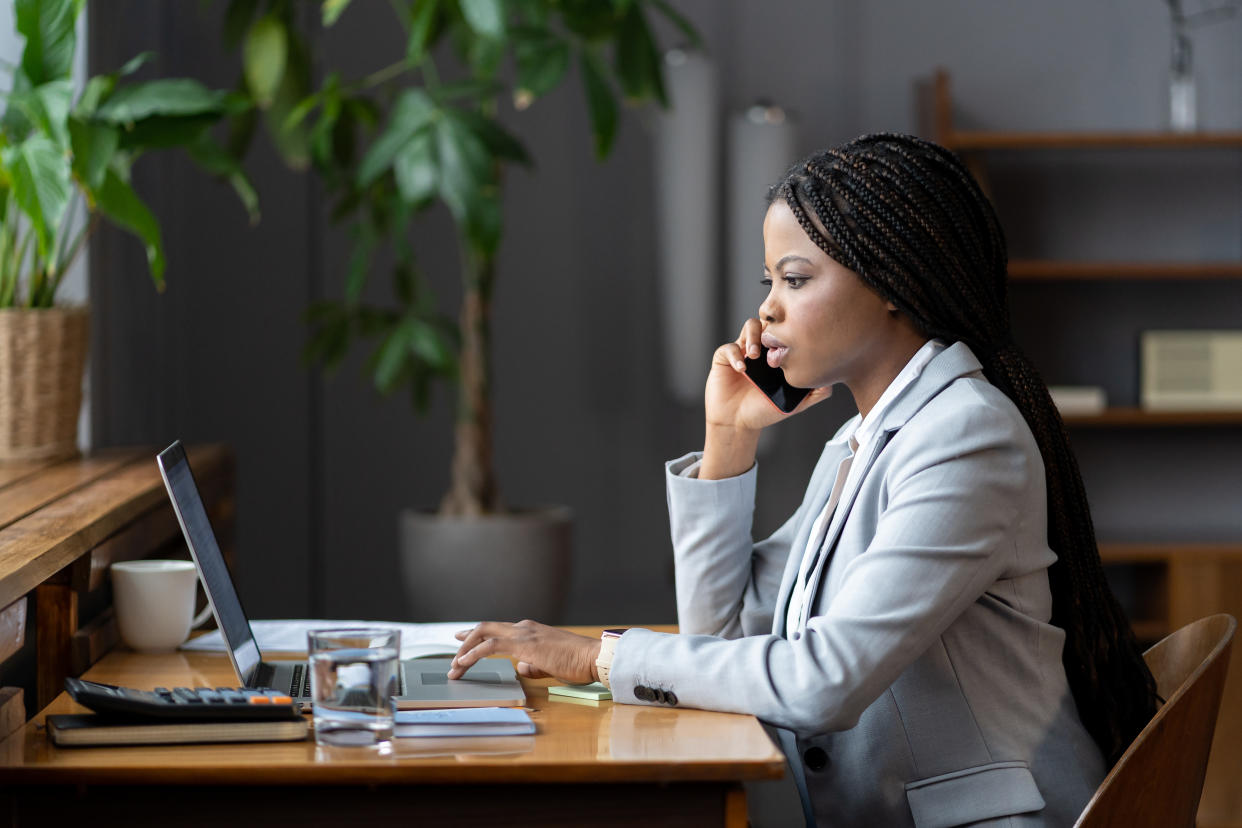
[47,0,1242,631]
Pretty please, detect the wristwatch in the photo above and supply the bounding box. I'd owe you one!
[595,628,626,689]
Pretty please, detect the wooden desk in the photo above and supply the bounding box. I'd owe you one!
[0,642,785,827]
[0,445,234,720]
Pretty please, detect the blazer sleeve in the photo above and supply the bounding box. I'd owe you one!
[665,446,833,640]
[624,387,1041,735]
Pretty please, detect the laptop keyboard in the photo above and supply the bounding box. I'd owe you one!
[289,662,401,698]
[289,664,311,698]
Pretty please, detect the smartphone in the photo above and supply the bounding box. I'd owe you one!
[744,347,813,414]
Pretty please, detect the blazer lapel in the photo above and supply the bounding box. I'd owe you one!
[798,430,891,615]
[771,438,855,636]
[795,341,987,620]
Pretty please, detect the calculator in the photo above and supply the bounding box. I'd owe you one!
[65,678,303,720]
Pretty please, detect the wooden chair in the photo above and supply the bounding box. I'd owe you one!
[1075,613,1236,828]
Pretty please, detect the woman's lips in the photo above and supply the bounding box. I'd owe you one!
[761,332,788,368]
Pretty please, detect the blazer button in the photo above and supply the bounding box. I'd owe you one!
[803,747,829,772]
[635,685,653,701]
[652,688,667,704]
[666,691,678,706]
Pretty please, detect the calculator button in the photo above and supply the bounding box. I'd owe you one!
[269,695,293,705]
[247,696,272,704]
[172,688,201,703]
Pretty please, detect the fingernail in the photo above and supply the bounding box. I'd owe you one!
[734,360,744,370]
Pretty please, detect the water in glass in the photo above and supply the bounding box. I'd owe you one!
[308,629,400,746]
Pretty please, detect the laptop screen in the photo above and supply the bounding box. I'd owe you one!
[156,441,261,684]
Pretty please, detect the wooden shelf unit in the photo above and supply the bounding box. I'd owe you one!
[919,68,1242,828]
[1062,408,1242,427]
[1009,260,1242,281]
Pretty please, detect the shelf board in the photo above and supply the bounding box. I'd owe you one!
[1009,260,1242,280]
[1062,408,1242,427]
[944,130,1242,151]
[1128,620,1171,643]
[1098,542,1242,562]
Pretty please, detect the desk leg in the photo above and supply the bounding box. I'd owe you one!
[724,785,748,828]
[35,582,76,711]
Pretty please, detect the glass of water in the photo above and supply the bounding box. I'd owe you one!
[308,627,401,747]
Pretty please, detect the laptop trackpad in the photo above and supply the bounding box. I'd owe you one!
[420,672,501,685]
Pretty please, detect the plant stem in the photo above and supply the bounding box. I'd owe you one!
[440,249,498,516]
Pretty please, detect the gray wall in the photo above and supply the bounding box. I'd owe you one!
[89,1,1242,623]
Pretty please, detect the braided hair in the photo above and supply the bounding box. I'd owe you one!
[767,133,1158,767]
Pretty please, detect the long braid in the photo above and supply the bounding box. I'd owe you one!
[769,133,1158,766]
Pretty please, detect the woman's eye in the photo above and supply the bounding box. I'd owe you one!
[760,276,772,287]
[783,275,808,289]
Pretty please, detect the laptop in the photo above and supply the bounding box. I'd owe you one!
[156,440,526,710]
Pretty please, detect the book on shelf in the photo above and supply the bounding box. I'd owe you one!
[394,706,534,738]
[45,714,309,747]
[1048,385,1107,417]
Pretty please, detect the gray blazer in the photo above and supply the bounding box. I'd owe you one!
[609,342,1106,827]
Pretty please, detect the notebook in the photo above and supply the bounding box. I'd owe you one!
[156,440,526,710]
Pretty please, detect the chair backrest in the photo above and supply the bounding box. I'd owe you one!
[1075,613,1236,828]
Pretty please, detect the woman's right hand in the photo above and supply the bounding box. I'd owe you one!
[705,318,829,432]
[699,319,830,480]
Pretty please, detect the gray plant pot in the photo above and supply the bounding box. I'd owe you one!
[398,506,573,624]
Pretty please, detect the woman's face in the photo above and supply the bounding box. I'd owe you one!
[759,200,915,396]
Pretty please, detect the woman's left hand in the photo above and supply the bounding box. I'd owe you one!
[448,620,601,683]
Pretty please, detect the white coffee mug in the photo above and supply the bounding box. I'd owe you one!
[111,560,213,653]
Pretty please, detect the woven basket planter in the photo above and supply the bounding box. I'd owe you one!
[0,307,89,461]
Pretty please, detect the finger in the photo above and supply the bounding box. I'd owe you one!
[715,342,747,372]
[740,318,763,359]
[516,661,550,679]
[448,637,500,678]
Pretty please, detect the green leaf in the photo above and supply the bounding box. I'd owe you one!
[10,79,73,149]
[344,220,377,303]
[406,0,440,64]
[434,111,490,223]
[263,32,312,168]
[458,0,505,38]
[223,0,260,51]
[579,50,617,160]
[73,74,115,118]
[186,135,261,225]
[455,110,530,165]
[94,167,165,288]
[95,79,229,123]
[322,0,353,27]
[114,114,218,150]
[243,15,288,108]
[393,129,437,205]
[615,3,666,105]
[374,320,414,392]
[514,35,569,103]
[0,135,71,262]
[15,0,81,86]
[356,88,435,186]
[408,316,453,370]
[117,51,155,78]
[68,116,119,192]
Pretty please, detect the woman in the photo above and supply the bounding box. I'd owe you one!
[450,133,1158,827]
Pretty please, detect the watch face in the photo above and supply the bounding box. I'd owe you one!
[602,628,626,638]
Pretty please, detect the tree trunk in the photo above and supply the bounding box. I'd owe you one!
[440,251,498,516]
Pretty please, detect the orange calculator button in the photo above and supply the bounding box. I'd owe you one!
[270,696,293,704]
[247,696,272,704]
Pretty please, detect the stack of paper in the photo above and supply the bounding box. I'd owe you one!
[394,707,534,738]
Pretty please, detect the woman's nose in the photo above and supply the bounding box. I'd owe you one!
[758,289,779,323]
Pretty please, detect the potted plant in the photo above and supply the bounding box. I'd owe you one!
[226,0,698,620]
[0,0,257,460]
